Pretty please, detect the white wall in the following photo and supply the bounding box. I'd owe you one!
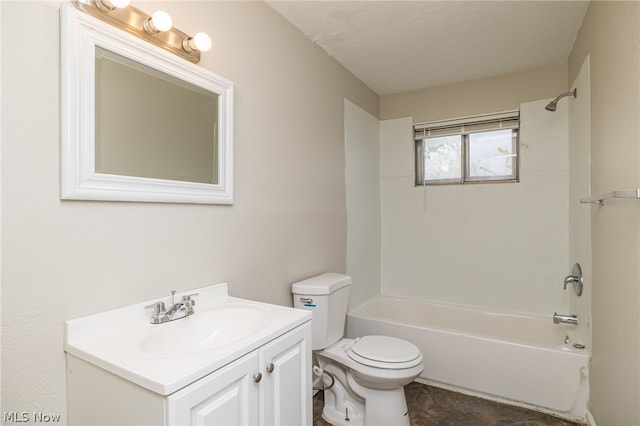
[0,1,378,422]
[379,100,570,315]
[344,100,381,310]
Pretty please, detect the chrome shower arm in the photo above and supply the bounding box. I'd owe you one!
[545,88,577,111]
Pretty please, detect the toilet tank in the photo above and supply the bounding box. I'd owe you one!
[291,273,352,350]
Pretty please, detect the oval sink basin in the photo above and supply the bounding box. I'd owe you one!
[141,305,269,356]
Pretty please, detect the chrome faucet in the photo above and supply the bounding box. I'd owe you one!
[145,290,199,324]
[553,312,578,325]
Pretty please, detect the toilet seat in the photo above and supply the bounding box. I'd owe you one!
[347,335,422,370]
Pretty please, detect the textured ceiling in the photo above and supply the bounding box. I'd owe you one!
[266,1,589,95]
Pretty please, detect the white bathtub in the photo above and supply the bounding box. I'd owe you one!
[346,295,589,422]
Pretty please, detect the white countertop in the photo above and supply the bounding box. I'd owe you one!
[64,283,311,396]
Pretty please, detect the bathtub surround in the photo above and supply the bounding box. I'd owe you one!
[376,97,570,316]
[568,56,592,352]
[344,100,381,311]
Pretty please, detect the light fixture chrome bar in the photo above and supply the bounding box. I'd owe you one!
[72,0,201,63]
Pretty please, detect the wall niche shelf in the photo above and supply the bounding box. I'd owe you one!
[580,189,640,205]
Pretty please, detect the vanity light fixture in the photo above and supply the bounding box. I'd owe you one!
[72,0,210,63]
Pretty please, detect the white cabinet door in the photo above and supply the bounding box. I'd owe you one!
[166,321,311,426]
[167,351,260,426]
[260,323,312,426]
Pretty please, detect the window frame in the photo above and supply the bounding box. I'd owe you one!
[414,112,519,186]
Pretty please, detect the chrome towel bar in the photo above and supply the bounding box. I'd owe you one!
[580,189,640,205]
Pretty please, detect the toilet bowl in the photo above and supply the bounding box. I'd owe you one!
[316,336,423,426]
[291,273,424,426]
[330,336,423,388]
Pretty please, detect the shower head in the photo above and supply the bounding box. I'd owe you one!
[545,89,577,111]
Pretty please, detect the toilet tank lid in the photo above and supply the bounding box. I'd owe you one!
[291,273,352,295]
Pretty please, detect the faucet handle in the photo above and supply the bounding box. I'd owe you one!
[563,263,584,296]
[181,292,199,304]
[145,301,166,314]
[145,301,167,324]
[181,293,198,315]
[563,275,578,289]
[180,293,197,313]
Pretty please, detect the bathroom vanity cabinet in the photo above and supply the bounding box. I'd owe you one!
[67,322,311,426]
[64,283,312,426]
[168,323,311,425]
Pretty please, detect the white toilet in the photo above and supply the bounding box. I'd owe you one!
[292,273,424,426]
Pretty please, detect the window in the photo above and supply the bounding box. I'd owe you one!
[415,111,519,185]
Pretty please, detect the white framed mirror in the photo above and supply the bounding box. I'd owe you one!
[61,3,233,204]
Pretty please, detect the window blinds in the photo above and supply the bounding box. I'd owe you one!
[414,110,519,140]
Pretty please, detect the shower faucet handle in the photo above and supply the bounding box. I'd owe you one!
[563,275,579,289]
[563,263,583,296]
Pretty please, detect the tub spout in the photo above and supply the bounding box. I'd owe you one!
[553,312,578,325]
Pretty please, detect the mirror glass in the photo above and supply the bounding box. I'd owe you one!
[95,47,219,184]
[61,4,234,204]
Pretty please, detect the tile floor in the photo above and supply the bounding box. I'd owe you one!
[313,382,582,426]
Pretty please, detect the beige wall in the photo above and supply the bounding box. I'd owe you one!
[0,1,377,422]
[569,1,640,424]
[380,63,568,122]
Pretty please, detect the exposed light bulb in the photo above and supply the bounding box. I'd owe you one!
[94,0,130,11]
[183,32,212,53]
[143,10,172,33]
[152,11,172,31]
[109,0,130,8]
[193,33,212,52]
